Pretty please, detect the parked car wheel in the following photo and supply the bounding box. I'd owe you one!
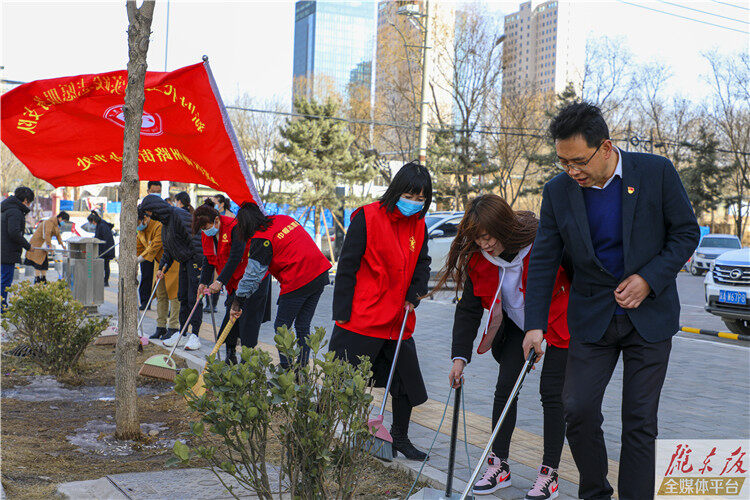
[723,318,750,336]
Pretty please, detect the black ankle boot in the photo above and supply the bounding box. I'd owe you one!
[225,346,238,365]
[150,327,166,340]
[391,434,428,461]
[390,395,428,461]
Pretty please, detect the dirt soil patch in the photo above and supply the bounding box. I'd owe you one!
[1,342,423,499]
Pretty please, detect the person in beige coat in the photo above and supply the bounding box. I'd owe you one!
[137,214,180,339]
[24,212,69,283]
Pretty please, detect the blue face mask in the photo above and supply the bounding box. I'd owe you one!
[136,223,147,231]
[202,226,219,237]
[396,197,424,217]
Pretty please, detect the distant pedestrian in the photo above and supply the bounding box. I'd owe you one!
[147,181,162,195]
[25,211,69,283]
[213,194,235,218]
[1,186,35,309]
[87,211,116,287]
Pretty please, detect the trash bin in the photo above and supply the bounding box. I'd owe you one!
[63,237,105,310]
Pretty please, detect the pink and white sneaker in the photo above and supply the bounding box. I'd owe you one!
[525,465,559,500]
[472,452,511,495]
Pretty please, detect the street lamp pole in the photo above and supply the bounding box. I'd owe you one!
[417,0,433,165]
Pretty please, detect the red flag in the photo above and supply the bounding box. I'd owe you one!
[1,60,263,208]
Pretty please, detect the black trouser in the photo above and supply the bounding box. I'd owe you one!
[540,344,568,469]
[329,325,429,440]
[139,259,155,306]
[563,314,671,500]
[490,319,524,460]
[223,275,271,350]
[275,285,325,369]
[177,257,203,335]
[103,258,111,285]
[489,319,568,465]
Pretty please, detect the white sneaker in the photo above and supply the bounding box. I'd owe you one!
[183,333,202,351]
[162,332,182,347]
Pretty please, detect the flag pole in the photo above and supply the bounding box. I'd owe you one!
[201,55,265,213]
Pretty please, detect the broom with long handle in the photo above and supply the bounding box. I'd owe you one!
[138,297,202,381]
[208,293,220,361]
[94,276,162,346]
[459,345,540,500]
[137,276,162,336]
[365,307,410,461]
[190,316,237,397]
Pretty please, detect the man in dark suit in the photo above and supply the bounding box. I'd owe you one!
[523,103,700,500]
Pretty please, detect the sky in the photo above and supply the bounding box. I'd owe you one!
[1,0,748,108]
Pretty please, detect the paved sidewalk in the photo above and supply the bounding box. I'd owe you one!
[99,278,750,499]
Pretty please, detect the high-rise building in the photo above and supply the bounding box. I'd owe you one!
[501,0,584,97]
[292,1,376,102]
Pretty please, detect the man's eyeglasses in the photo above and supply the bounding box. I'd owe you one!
[554,141,605,172]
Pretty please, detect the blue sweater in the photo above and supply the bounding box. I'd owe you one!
[582,176,625,282]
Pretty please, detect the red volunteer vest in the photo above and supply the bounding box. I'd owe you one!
[337,202,426,340]
[468,250,571,348]
[252,215,331,295]
[201,216,250,294]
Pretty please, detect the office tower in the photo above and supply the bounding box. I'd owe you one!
[292,0,376,102]
[501,0,584,97]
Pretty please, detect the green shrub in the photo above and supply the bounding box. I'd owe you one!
[1,280,108,376]
[172,326,375,499]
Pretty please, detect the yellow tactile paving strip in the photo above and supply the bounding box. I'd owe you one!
[108,289,620,492]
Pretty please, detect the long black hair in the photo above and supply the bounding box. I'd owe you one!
[235,202,273,240]
[87,210,102,224]
[175,191,194,214]
[379,161,432,218]
[215,194,232,213]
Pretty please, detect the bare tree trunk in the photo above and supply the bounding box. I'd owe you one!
[116,0,155,440]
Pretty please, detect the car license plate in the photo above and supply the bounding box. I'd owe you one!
[719,290,747,305]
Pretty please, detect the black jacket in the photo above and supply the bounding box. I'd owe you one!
[525,151,699,343]
[1,196,31,264]
[138,195,202,268]
[94,220,116,259]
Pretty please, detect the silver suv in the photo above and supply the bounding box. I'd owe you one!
[690,234,741,276]
[704,248,750,335]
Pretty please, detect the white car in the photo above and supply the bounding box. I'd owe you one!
[704,248,750,335]
[690,234,742,276]
[425,211,464,276]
